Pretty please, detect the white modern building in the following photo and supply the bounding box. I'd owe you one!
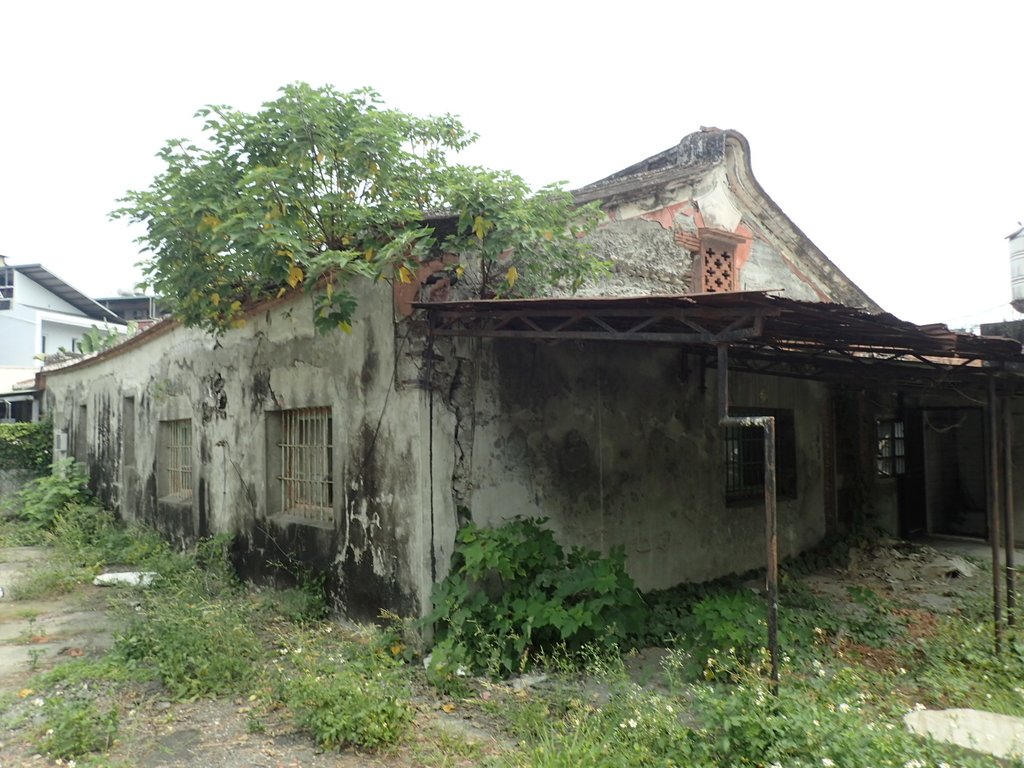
[0,256,124,420]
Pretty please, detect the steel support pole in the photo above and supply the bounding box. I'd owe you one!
[1004,397,1016,627]
[989,379,1004,654]
[717,344,779,692]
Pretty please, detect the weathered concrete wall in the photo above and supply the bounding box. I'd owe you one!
[433,339,830,590]
[43,284,435,620]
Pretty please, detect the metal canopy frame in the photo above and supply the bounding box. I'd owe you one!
[416,291,1024,391]
[417,289,1024,663]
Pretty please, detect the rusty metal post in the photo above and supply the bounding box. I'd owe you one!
[1004,397,1016,627]
[717,344,780,692]
[717,344,729,422]
[989,378,1004,653]
[762,416,779,691]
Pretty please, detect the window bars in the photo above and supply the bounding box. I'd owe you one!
[278,407,334,523]
[165,419,192,498]
[876,419,906,477]
[725,409,797,503]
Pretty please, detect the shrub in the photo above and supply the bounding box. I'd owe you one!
[10,459,90,530]
[427,517,647,678]
[0,418,51,473]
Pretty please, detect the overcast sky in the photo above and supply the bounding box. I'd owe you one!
[3,1,1022,330]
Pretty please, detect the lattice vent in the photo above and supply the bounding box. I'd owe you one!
[702,247,734,293]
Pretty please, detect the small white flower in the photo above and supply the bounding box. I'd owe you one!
[628,718,637,728]
[822,759,835,767]
[838,702,851,712]
[904,760,925,768]
[32,698,44,708]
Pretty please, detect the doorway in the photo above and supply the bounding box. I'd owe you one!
[921,408,987,539]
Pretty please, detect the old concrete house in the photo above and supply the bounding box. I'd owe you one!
[39,128,1024,621]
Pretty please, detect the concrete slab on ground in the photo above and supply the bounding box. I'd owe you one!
[905,708,1024,760]
[0,547,115,693]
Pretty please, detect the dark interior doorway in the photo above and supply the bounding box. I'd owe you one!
[919,407,988,539]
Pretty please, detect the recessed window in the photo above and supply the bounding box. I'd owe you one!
[876,419,905,477]
[725,409,797,504]
[0,266,13,310]
[268,407,334,524]
[159,419,192,499]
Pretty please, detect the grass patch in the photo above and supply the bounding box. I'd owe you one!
[35,693,118,760]
[269,623,414,751]
[7,561,94,600]
[0,479,1016,767]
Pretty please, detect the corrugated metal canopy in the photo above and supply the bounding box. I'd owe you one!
[414,291,1024,389]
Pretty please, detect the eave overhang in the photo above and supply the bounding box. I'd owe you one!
[414,291,1024,393]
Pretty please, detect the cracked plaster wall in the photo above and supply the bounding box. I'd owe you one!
[438,338,830,590]
[43,283,435,620]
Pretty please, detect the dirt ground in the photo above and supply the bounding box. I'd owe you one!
[0,539,1012,767]
[0,546,509,768]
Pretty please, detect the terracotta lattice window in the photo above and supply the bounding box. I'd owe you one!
[690,228,746,294]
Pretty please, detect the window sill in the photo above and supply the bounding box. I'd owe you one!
[269,512,336,531]
[157,494,192,507]
[726,494,797,509]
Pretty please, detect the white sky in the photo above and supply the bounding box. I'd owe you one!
[3,0,1023,330]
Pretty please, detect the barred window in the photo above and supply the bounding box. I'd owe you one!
[274,407,334,524]
[160,419,192,498]
[724,409,797,504]
[876,419,905,477]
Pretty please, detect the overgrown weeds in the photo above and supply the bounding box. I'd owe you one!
[1,492,1018,766]
[271,623,414,750]
[426,517,646,681]
[35,693,118,760]
[8,458,90,533]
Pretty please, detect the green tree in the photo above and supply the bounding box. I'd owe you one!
[113,83,604,334]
